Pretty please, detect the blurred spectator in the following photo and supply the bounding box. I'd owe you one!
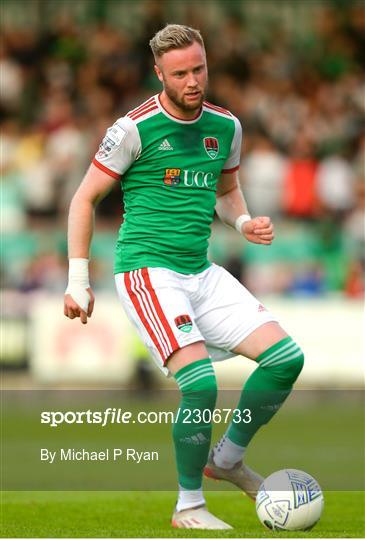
[316,154,355,215]
[15,127,57,217]
[240,129,287,218]
[0,119,26,232]
[282,133,319,219]
[0,38,24,111]
[343,172,365,298]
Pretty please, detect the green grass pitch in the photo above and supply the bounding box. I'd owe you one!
[1,490,364,538]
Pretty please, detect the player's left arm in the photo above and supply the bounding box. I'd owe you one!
[215,170,274,245]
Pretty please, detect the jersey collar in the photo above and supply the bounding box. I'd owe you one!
[157,93,203,124]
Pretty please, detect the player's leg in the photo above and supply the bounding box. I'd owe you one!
[168,341,214,511]
[193,265,304,496]
[208,321,303,494]
[231,321,304,454]
[168,343,231,529]
[115,268,231,529]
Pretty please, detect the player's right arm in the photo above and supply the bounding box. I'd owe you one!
[64,163,118,324]
[64,115,140,324]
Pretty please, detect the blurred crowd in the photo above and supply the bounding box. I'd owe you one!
[1,0,364,299]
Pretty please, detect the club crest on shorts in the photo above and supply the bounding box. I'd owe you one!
[203,137,219,159]
[163,168,181,186]
[174,314,193,333]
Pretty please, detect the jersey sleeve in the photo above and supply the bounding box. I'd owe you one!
[93,116,141,179]
[222,116,242,173]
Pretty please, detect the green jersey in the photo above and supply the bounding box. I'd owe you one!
[93,94,242,274]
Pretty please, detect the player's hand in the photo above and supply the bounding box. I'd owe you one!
[242,216,274,245]
[64,287,95,325]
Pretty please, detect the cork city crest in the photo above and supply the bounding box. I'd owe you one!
[163,168,181,186]
[174,314,193,333]
[203,137,219,159]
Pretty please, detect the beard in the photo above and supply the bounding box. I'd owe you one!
[163,79,206,112]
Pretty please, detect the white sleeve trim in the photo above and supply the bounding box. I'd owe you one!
[222,115,242,172]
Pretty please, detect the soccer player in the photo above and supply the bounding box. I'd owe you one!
[64,24,304,530]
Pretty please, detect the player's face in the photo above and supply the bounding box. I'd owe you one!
[155,41,208,116]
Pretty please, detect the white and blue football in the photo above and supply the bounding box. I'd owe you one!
[256,469,324,531]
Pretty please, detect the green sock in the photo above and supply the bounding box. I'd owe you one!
[173,358,217,490]
[227,337,304,447]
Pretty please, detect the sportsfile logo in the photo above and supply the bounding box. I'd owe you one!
[40,408,252,426]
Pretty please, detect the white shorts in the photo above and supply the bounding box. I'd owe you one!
[115,264,277,376]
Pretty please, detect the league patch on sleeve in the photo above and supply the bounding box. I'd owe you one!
[96,123,127,158]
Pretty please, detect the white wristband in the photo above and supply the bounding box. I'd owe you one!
[235,214,251,234]
[65,258,90,312]
[67,258,90,287]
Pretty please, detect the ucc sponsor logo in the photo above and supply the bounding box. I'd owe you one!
[164,168,214,188]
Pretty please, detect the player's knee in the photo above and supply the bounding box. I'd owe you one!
[259,338,304,386]
[174,358,217,409]
[182,374,218,409]
[290,348,304,380]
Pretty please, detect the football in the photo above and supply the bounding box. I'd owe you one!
[256,469,324,531]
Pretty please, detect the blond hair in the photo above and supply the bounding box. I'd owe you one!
[149,24,204,60]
